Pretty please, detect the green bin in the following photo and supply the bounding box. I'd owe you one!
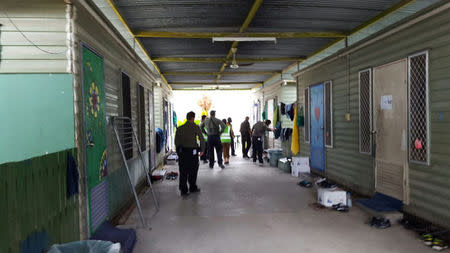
[268,149,283,167]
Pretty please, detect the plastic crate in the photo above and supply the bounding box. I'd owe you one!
[278,158,291,173]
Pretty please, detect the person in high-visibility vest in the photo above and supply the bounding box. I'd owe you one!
[200,115,208,163]
[221,118,233,164]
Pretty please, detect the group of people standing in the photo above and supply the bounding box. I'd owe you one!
[199,110,236,169]
[175,110,273,196]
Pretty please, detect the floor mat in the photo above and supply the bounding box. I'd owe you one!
[356,192,402,212]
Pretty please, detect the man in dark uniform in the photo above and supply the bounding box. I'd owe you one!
[200,110,226,169]
[175,111,205,196]
[240,116,252,158]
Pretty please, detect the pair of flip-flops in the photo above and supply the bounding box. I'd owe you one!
[298,180,312,188]
[165,172,178,180]
[332,203,350,212]
[423,233,449,251]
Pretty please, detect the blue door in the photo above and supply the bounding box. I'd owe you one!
[310,84,325,172]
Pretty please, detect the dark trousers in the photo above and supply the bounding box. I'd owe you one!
[200,141,208,161]
[207,135,223,166]
[230,136,235,155]
[178,147,200,193]
[252,136,263,163]
[242,135,251,157]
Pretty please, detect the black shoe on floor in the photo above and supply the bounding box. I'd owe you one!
[190,188,201,193]
[209,165,214,169]
[181,192,190,197]
[225,161,230,165]
[219,164,225,169]
[232,154,237,156]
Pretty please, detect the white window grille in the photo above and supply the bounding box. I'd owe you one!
[324,81,333,148]
[408,51,429,165]
[359,69,372,154]
[304,87,310,143]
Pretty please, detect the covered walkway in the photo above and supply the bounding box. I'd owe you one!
[126,158,426,253]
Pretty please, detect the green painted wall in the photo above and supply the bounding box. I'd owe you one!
[0,74,75,164]
[297,7,450,227]
[0,149,80,253]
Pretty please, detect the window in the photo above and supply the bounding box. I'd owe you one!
[304,87,310,143]
[324,81,333,148]
[359,69,372,154]
[121,72,133,159]
[408,51,429,164]
[138,84,146,151]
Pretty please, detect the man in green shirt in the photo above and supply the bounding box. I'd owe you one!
[200,110,226,169]
[175,111,205,196]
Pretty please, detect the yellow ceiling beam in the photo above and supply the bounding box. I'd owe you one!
[163,71,279,76]
[216,0,264,82]
[152,57,305,63]
[134,31,348,39]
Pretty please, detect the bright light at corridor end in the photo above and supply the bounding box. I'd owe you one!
[212,37,277,43]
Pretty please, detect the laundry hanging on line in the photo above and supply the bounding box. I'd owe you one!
[286,103,295,121]
[281,128,293,141]
[280,102,286,115]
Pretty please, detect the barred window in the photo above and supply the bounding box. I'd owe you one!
[408,52,429,164]
[304,87,310,143]
[359,69,372,154]
[324,81,333,148]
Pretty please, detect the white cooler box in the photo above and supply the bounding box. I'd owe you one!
[291,157,310,177]
[317,188,347,207]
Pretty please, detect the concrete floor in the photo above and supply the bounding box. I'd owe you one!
[125,157,430,253]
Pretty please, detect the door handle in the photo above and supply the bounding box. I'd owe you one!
[87,141,95,147]
[371,130,377,134]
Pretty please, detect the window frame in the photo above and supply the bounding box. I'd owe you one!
[324,80,333,148]
[121,72,133,159]
[304,87,310,143]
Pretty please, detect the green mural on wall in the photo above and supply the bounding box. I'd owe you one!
[83,46,108,233]
[83,46,107,188]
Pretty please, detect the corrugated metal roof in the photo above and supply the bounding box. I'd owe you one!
[92,0,443,90]
[262,0,443,89]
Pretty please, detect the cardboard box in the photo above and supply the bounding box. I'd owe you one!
[317,188,347,207]
[291,157,310,177]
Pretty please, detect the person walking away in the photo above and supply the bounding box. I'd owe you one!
[240,116,252,158]
[200,115,208,163]
[227,117,237,156]
[200,110,226,169]
[175,111,205,196]
[221,119,233,164]
[251,120,274,164]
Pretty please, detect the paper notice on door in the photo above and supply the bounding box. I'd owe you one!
[381,95,393,110]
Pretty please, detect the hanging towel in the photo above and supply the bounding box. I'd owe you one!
[298,106,304,127]
[291,105,300,155]
[274,121,282,139]
[286,103,295,121]
[280,103,286,115]
[67,152,79,199]
[273,104,278,127]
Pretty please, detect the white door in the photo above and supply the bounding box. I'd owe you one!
[373,59,408,201]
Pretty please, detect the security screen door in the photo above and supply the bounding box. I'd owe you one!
[373,59,407,201]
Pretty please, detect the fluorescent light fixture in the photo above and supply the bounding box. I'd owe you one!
[212,37,277,43]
